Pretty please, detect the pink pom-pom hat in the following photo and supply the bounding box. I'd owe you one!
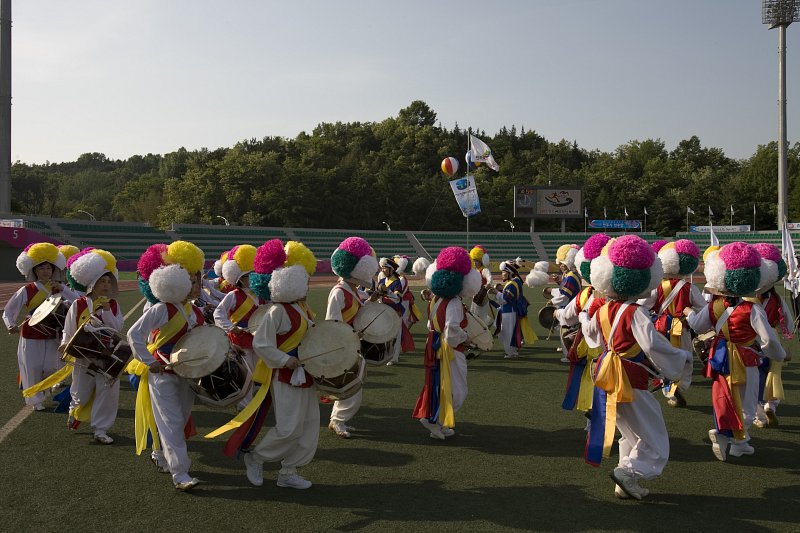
[651,240,668,253]
[338,236,371,258]
[583,233,611,260]
[137,243,168,280]
[674,239,699,258]
[753,242,782,263]
[609,234,655,270]
[719,241,761,269]
[436,247,472,276]
[254,239,287,275]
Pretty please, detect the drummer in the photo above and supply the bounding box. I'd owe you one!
[4,243,76,411]
[244,240,319,490]
[492,260,536,359]
[60,249,123,444]
[412,247,482,439]
[376,257,412,366]
[468,246,494,359]
[551,244,582,361]
[127,241,207,491]
[325,237,380,438]
[213,244,266,407]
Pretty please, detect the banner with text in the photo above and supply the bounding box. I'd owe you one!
[449,175,481,218]
[513,186,582,218]
[690,225,750,233]
[589,219,641,229]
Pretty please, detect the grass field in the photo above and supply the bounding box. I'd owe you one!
[1,285,798,532]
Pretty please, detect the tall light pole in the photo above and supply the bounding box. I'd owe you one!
[76,209,95,221]
[216,215,230,226]
[503,218,515,232]
[0,0,11,215]
[763,1,799,228]
[382,221,391,231]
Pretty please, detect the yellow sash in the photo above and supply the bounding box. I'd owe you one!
[596,303,640,458]
[431,299,456,429]
[206,305,308,439]
[229,292,256,326]
[146,302,193,355]
[339,288,360,324]
[21,356,75,398]
[24,282,51,313]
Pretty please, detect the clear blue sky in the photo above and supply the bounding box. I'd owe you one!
[10,0,798,163]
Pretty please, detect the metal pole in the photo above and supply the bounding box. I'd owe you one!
[0,0,11,215]
[778,24,788,229]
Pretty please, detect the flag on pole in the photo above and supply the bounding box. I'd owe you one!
[754,204,757,215]
[730,205,735,215]
[644,207,648,216]
[584,207,588,218]
[603,207,607,219]
[624,207,628,217]
[468,134,500,171]
[708,206,714,217]
[687,207,695,215]
[709,221,719,247]
[781,222,798,298]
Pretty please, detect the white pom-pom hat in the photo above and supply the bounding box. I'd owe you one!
[17,242,67,282]
[69,249,119,297]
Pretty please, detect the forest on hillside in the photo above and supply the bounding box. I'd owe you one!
[10,101,800,236]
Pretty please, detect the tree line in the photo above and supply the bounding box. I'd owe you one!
[11,100,800,236]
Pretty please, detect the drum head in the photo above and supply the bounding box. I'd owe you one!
[170,326,230,379]
[29,295,64,326]
[353,302,401,344]
[247,305,269,334]
[538,304,556,329]
[542,287,553,300]
[466,311,493,351]
[298,320,360,378]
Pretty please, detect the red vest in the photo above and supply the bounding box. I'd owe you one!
[227,289,263,349]
[275,303,314,388]
[152,303,206,365]
[655,279,691,318]
[601,301,649,390]
[21,283,55,340]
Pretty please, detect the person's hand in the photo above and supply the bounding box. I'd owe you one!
[285,358,301,369]
[8,325,19,335]
[148,361,164,374]
[50,283,62,294]
[682,307,693,317]
[230,326,244,335]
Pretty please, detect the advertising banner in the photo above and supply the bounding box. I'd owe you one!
[589,219,641,229]
[690,225,750,233]
[514,186,582,218]
[449,175,481,218]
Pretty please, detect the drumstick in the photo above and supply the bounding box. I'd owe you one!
[163,351,207,370]
[299,345,347,364]
[357,307,390,335]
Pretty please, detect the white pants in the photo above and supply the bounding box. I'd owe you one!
[70,367,120,434]
[388,327,403,363]
[449,352,468,414]
[251,378,319,475]
[148,372,195,485]
[499,311,518,356]
[616,389,670,480]
[17,337,60,406]
[737,366,759,441]
[330,388,362,424]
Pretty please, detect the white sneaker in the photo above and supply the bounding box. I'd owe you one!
[174,477,201,491]
[708,429,730,461]
[441,427,455,437]
[277,472,312,489]
[150,455,170,473]
[614,484,649,499]
[609,467,646,500]
[329,421,351,438]
[503,354,518,359]
[420,418,445,440]
[560,357,570,363]
[729,441,755,457]
[753,418,768,429]
[33,403,46,412]
[93,433,114,445]
[243,453,263,487]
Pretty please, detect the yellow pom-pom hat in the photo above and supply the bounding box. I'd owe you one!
[469,245,490,268]
[16,242,67,282]
[59,245,80,262]
[69,248,119,297]
[268,241,317,303]
[555,244,579,269]
[222,244,257,286]
[147,240,205,304]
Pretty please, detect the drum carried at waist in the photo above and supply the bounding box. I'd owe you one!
[169,325,253,408]
[538,303,557,329]
[465,310,493,351]
[63,324,133,381]
[28,294,69,337]
[298,320,365,401]
[353,302,401,366]
[472,286,490,307]
[692,331,715,365]
[247,305,270,334]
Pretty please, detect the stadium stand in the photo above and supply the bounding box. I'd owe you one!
[538,232,663,261]
[171,224,290,260]
[292,229,417,259]
[675,230,800,249]
[414,232,542,263]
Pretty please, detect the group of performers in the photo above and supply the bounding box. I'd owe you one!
[2,233,793,500]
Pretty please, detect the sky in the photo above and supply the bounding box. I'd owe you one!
[9,0,799,164]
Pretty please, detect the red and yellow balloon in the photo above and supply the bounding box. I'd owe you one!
[441,157,459,177]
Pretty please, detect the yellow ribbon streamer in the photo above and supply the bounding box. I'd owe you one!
[519,316,538,345]
[22,356,76,398]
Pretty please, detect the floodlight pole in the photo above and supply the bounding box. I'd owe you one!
[0,0,10,215]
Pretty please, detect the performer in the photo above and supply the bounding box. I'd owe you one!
[326,237,379,438]
[395,255,423,328]
[214,244,265,406]
[493,260,536,359]
[243,240,319,490]
[553,234,610,415]
[686,242,787,462]
[61,249,124,444]
[581,235,692,500]
[637,240,706,407]
[127,240,206,491]
[468,245,494,333]
[4,243,74,411]
[749,243,793,428]
[551,244,582,361]
[377,257,411,365]
[412,247,481,439]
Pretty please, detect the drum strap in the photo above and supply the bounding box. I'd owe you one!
[658,279,686,316]
[24,282,50,313]
[147,302,194,356]
[230,289,257,326]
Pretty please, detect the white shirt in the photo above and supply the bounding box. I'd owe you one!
[61,296,124,345]
[127,302,202,365]
[252,303,314,369]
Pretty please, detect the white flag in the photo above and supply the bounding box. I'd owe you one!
[687,206,695,215]
[730,205,735,215]
[754,204,757,215]
[468,134,500,172]
[781,222,798,298]
[584,207,588,218]
[709,221,719,247]
[603,207,607,219]
[624,207,628,217]
[708,206,714,217]
[644,207,648,216]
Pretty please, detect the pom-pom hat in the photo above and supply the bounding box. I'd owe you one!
[658,239,700,278]
[379,257,399,272]
[412,257,431,276]
[59,245,80,262]
[141,241,205,305]
[469,245,490,268]
[68,249,119,297]
[525,260,550,287]
[222,244,257,286]
[425,247,482,299]
[590,235,663,300]
[753,242,787,293]
[651,240,669,253]
[330,237,379,286]
[576,233,611,285]
[555,244,579,269]
[703,242,762,297]
[16,242,67,282]
[393,255,410,275]
[250,240,316,303]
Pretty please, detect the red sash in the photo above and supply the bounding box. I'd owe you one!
[276,304,314,388]
[227,289,262,349]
